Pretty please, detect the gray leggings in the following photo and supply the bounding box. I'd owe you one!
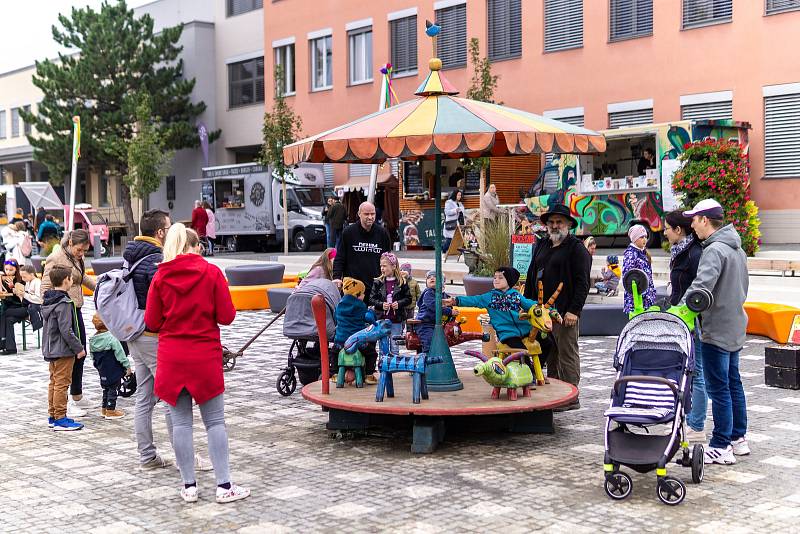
[168,390,230,486]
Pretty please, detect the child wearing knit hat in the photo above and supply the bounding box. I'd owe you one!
[414,270,458,353]
[443,266,536,350]
[622,225,656,312]
[334,277,377,382]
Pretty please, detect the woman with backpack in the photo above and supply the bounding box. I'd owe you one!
[41,229,96,418]
[145,223,249,504]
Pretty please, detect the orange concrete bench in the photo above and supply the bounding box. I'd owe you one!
[745,302,800,344]
[229,282,296,311]
[283,274,299,283]
[453,306,487,333]
[83,268,96,296]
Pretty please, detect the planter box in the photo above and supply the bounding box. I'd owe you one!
[463,274,494,296]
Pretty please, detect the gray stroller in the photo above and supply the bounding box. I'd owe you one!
[278,279,340,396]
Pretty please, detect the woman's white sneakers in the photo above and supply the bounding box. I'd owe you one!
[216,484,251,504]
[732,436,751,456]
[704,445,736,465]
[180,486,198,503]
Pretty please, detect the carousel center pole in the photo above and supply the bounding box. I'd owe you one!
[425,153,463,391]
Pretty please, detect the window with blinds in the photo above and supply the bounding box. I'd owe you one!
[390,15,418,75]
[323,164,335,187]
[274,44,295,96]
[488,0,522,61]
[227,0,262,17]
[544,0,583,53]
[435,4,467,69]
[766,0,800,15]
[10,108,20,137]
[349,164,373,177]
[610,0,653,41]
[23,105,31,136]
[681,100,733,120]
[228,58,265,107]
[682,0,732,29]
[311,35,333,90]
[608,108,653,128]
[764,93,800,178]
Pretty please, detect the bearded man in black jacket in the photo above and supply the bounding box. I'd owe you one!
[524,205,591,411]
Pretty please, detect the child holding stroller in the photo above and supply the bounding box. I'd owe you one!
[415,270,458,353]
[296,248,336,290]
[333,277,377,384]
[623,225,656,313]
[89,313,132,419]
[369,252,410,339]
[596,255,621,296]
[443,267,536,350]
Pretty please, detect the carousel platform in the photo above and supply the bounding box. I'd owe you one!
[302,370,578,453]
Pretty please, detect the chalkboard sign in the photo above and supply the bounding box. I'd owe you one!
[465,168,482,193]
[403,162,425,196]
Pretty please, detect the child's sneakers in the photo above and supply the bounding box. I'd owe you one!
[66,400,86,418]
[704,445,736,465]
[52,417,84,431]
[732,436,751,456]
[364,374,378,385]
[48,417,55,428]
[180,486,198,503]
[216,484,250,503]
[102,408,125,419]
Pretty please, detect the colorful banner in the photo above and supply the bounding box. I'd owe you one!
[72,116,81,160]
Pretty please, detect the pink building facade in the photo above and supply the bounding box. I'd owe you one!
[264,0,800,242]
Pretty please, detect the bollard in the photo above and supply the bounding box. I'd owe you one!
[93,233,102,259]
[311,294,330,395]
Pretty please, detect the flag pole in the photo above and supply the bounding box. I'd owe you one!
[367,64,394,204]
[67,116,80,231]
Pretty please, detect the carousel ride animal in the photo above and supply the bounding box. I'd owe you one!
[467,281,564,399]
[338,320,390,388]
[405,314,489,351]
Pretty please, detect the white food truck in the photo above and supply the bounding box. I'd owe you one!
[198,163,328,252]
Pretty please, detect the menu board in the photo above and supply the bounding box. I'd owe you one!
[403,162,425,196]
[465,168,481,193]
[511,234,535,283]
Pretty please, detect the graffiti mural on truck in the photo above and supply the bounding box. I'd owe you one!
[524,121,750,237]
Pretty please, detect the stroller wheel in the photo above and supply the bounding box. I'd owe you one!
[276,369,297,396]
[656,476,686,506]
[604,471,633,500]
[692,444,705,484]
[222,353,236,373]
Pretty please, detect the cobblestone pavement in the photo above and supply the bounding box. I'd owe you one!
[2,302,799,533]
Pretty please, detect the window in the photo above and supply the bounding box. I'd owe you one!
[348,27,373,85]
[227,0,262,17]
[228,57,264,108]
[274,44,296,95]
[23,105,31,136]
[764,93,800,178]
[608,108,653,128]
[0,110,6,139]
[435,3,467,69]
[681,101,733,120]
[99,174,110,207]
[610,0,653,41]
[488,0,522,61]
[682,0,732,29]
[390,15,417,75]
[766,0,800,15]
[544,0,583,52]
[310,35,333,90]
[10,108,20,137]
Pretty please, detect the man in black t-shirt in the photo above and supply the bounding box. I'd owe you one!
[524,204,591,410]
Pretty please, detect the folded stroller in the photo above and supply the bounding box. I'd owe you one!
[602,269,712,506]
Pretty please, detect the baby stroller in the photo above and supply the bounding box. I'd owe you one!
[603,269,712,506]
[278,279,340,396]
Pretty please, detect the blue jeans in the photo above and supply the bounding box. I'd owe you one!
[687,337,708,431]
[699,340,747,449]
[325,222,333,248]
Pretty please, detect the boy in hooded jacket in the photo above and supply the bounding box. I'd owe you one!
[415,270,458,353]
[42,266,86,431]
[333,277,377,383]
[444,267,536,350]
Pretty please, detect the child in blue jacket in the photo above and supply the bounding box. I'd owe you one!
[443,267,536,349]
[334,277,377,383]
[415,270,458,353]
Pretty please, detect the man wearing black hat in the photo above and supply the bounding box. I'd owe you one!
[524,204,591,409]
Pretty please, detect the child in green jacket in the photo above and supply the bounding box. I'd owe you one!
[90,313,131,420]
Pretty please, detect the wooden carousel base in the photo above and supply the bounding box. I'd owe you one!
[302,370,579,453]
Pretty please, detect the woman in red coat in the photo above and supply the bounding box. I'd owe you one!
[145,223,249,504]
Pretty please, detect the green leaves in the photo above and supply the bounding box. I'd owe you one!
[126,95,173,199]
[259,65,302,177]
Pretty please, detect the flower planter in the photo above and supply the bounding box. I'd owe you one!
[463,274,494,296]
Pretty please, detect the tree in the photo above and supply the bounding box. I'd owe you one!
[21,0,218,236]
[123,95,174,199]
[260,65,303,254]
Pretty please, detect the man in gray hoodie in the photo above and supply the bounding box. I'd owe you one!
[683,199,749,466]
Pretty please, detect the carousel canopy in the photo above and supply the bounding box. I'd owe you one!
[283,65,606,166]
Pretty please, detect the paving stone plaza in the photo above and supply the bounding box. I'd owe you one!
[1,300,799,533]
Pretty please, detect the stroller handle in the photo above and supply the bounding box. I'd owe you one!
[613,375,680,398]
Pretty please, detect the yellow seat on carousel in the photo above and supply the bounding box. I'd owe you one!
[229,282,296,311]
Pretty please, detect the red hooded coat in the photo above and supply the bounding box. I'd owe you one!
[145,253,236,406]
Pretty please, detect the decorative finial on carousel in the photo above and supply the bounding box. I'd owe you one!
[425,20,442,71]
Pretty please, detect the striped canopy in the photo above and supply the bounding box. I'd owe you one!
[283,67,605,166]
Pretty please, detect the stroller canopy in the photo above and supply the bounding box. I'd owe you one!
[615,312,694,371]
[283,278,340,341]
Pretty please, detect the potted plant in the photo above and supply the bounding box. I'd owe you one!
[463,215,510,296]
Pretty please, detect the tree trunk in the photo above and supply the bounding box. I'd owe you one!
[120,181,138,238]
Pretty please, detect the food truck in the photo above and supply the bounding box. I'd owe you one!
[524,119,751,244]
[198,163,328,252]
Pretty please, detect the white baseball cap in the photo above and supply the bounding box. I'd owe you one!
[683,199,724,219]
